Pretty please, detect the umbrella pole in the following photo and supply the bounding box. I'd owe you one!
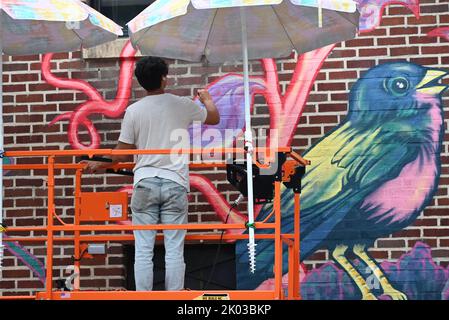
[240,7,257,273]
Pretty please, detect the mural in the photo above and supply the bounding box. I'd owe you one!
[5,0,449,300]
[237,61,447,300]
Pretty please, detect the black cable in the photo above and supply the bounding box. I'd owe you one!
[72,248,88,262]
[204,204,235,290]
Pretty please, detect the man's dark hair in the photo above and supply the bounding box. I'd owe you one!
[135,56,169,91]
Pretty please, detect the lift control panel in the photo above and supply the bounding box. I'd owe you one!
[79,192,128,222]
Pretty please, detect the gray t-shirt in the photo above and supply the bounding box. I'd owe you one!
[119,93,207,191]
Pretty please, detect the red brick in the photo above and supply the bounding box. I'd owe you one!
[410,57,440,65]
[422,46,449,55]
[377,37,406,46]
[2,270,31,278]
[3,84,27,92]
[317,83,346,91]
[17,280,44,289]
[328,49,355,58]
[46,93,75,102]
[80,279,107,287]
[11,55,40,62]
[11,73,39,82]
[424,208,449,217]
[3,63,29,72]
[390,47,420,56]
[359,48,388,57]
[15,114,44,122]
[0,281,17,289]
[389,27,419,36]
[376,239,406,248]
[369,250,389,260]
[94,268,124,276]
[409,36,438,45]
[407,15,436,25]
[381,17,405,26]
[423,229,449,237]
[347,60,376,69]
[328,71,358,80]
[318,104,347,113]
[309,115,339,125]
[419,4,448,14]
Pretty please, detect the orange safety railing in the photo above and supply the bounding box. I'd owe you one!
[1,148,302,300]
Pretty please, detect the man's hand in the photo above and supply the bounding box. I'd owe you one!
[197,89,213,104]
[81,160,107,174]
[198,89,220,125]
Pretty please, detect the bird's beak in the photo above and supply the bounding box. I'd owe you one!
[416,69,449,95]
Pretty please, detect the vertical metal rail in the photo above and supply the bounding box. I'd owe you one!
[294,192,301,299]
[74,169,82,290]
[274,181,283,299]
[45,156,55,298]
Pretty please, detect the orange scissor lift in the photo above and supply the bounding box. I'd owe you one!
[1,147,305,300]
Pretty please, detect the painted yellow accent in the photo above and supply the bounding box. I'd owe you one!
[416,70,447,89]
[332,245,377,300]
[416,69,448,95]
[416,86,447,95]
[301,124,381,209]
[353,244,408,300]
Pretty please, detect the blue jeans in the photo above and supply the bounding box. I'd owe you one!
[131,177,188,291]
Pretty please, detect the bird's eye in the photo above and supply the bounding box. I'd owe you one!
[385,77,410,96]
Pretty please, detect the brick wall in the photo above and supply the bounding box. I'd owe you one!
[1,1,449,298]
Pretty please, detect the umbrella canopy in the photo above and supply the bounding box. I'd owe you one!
[128,0,359,63]
[1,0,123,55]
[127,0,359,273]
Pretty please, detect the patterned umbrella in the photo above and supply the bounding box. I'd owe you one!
[127,0,359,273]
[128,0,358,63]
[1,0,123,55]
[0,0,122,266]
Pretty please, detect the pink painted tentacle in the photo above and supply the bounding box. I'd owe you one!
[428,27,449,41]
[114,41,138,110]
[261,58,283,145]
[44,41,137,149]
[280,45,335,147]
[65,42,137,148]
[49,112,72,126]
[190,173,247,236]
[42,53,104,102]
[67,113,102,149]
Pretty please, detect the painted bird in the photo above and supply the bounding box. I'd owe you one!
[236,62,448,300]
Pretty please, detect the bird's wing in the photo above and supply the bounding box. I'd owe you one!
[297,123,418,256]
